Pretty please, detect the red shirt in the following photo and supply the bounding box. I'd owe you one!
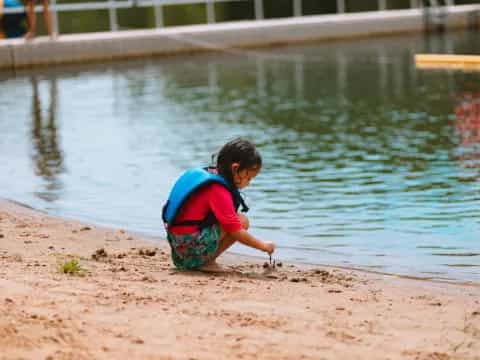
[169,183,242,235]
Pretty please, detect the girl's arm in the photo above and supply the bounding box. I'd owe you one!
[228,229,275,254]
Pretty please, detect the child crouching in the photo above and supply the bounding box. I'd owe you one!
[162,138,275,271]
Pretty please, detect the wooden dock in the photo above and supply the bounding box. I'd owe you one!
[415,54,480,71]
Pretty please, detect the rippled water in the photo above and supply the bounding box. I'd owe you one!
[1,30,480,281]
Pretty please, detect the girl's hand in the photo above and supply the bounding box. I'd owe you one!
[263,241,275,255]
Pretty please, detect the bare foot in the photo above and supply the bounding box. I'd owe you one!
[199,261,227,273]
[49,32,57,40]
[25,32,36,41]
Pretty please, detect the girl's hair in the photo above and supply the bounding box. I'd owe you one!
[215,138,262,186]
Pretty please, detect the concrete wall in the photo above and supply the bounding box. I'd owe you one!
[1,4,479,70]
[0,43,14,69]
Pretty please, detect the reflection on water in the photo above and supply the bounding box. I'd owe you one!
[30,77,64,202]
[454,89,480,171]
[455,91,480,145]
[0,30,479,282]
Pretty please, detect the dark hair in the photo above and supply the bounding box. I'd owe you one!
[215,138,262,186]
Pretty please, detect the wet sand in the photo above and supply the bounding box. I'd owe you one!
[0,198,479,360]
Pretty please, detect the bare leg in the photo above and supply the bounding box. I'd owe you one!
[213,214,250,260]
[199,214,250,272]
[25,0,36,40]
[41,0,55,39]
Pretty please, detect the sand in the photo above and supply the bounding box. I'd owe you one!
[0,198,479,360]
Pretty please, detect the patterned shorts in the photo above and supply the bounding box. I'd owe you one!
[167,224,221,270]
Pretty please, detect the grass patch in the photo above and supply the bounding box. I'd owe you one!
[60,259,86,276]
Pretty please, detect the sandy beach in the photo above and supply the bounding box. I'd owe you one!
[0,198,479,360]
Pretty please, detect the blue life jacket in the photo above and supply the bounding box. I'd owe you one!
[4,0,22,7]
[162,167,248,231]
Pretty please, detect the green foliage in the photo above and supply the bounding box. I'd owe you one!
[117,7,155,30]
[215,1,255,22]
[60,259,86,276]
[59,10,110,35]
[163,4,207,27]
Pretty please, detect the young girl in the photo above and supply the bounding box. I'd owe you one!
[162,138,275,271]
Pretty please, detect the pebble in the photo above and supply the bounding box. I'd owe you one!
[314,269,330,276]
[139,249,156,257]
[328,289,342,293]
[92,248,108,260]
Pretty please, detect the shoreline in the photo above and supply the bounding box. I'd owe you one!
[1,197,479,359]
[3,197,478,288]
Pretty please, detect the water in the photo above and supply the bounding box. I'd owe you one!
[1,30,480,282]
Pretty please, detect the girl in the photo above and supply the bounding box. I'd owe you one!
[162,138,275,271]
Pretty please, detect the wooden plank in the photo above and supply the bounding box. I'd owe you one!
[415,54,480,71]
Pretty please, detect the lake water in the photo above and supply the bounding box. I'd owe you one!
[1,30,479,282]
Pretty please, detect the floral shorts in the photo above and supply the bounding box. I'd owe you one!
[167,224,221,270]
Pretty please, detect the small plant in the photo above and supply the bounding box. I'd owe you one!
[60,259,86,276]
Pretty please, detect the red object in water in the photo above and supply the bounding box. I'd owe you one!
[455,92,480,146]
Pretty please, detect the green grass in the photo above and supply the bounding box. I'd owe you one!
[60,259,86,276]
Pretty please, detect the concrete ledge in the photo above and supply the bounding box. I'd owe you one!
[0,43,14,69]
[1,5,479,70]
